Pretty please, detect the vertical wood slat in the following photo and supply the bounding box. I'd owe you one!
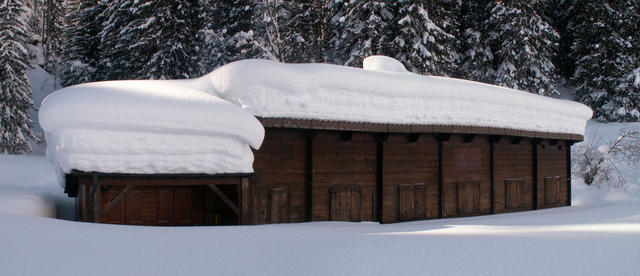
[241,177,250,225]
[566,141,572,206]
[92,175,100,223]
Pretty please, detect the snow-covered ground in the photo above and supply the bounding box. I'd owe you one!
[1,120,639,275]
[1,68,636,275]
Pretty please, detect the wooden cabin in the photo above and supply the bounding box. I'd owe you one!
[65,118,581,225]
[47,57,590,226]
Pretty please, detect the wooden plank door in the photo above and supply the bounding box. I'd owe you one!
[329,186,362,222]
[505,178,524,210]
[544,176,561,205]
[270,188,289,223]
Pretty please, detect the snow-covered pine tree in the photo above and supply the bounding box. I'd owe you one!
[539,0,575,80]
[98,0,203,80]
[389,0,456,75]
[61,0,106,86]
[570,0,640,121]
[456,0,493,82]
[41,0,65,73]
[326,0,394,67]
[280,0,324,63]
[484,0,560,96]
[0,0,36,154]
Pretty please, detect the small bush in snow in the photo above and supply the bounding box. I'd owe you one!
[573,128,640,187]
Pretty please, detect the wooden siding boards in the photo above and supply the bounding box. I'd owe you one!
[492,138,535,213]
[311,131,377,222]
[441,135,492,217]
[381,134,439,223]
[75,175,243,226]
[250,128,308,224]
[536,140,569,209]
[69,123,577,226]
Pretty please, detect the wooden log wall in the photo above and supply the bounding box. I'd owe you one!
[536,140,570,208]
[381,134,440,223]
[70,127,574,226]
[75,176,243,226]
[441,135,492,217]
[492,138,535,213]
[250,129,308,224]
[247,128,574,224]
[311,132,377,222]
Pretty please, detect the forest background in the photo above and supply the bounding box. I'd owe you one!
[1,0,639,154]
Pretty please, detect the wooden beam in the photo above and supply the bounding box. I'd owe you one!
[241,178,251,225]
[100,185,135,215]
[208,184,240,216]
[92,174,101,222]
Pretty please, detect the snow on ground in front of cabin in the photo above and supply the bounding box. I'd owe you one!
[1,121,640,275]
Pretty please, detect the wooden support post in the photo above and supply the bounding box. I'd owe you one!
[532,140,540,210]
[490,138,496,214]
[100,185,135,215]
[566,141,572,206]
[92,174,101,222]
[208,184,240,216]
[304,131,314,222]
[241,178,250,225]
[375,133,385,222]
[438,136,445,218]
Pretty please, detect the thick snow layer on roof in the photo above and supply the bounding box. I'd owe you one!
[39,80,264,177]
[204,58,592,135]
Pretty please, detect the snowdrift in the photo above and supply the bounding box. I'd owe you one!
[204,58,592,135]
[39,80,265,176]
[40,56,591,181]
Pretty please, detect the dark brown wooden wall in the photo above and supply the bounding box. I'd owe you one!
[536,140,570,208]
[71,128,574,226]
[312,131,377,222]
[492,138,535,213]
[250,129,308,224]
[442,135,492,217]
[76,176,241,226]
[382,134,439,223]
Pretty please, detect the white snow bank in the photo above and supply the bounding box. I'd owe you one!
[205,58,592,135]
[363,55,408,73]
[0,191,55,218]
[40,80,264,177]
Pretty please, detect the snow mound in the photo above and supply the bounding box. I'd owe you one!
[363,55,408,73]
[40,80,265,177]
[204,59,592,135]
[0,191,55,218]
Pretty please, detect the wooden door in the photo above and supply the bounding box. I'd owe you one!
[270,188,289,223]
[329,186,362,222]
[544,176,561,204]
[457,182,480,215]
[505,178,524,210]
[397,183,427,221]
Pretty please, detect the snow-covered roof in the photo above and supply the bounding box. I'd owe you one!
[40,56,591,178]
[39,80,264,177]
[204,56,592,135]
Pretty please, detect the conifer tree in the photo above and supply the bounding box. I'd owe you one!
[389,0,456,75]
[484,0,560,96]
[61,0,106,86]
[456,0,493,82]
[0,0,36,153]
[41,0,65,73]
[326,0,394,67]
[98,0,203,80]
[570,0,640,120]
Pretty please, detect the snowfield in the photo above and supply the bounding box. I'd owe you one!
[0,66,636,275]
[1,119,640,275]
